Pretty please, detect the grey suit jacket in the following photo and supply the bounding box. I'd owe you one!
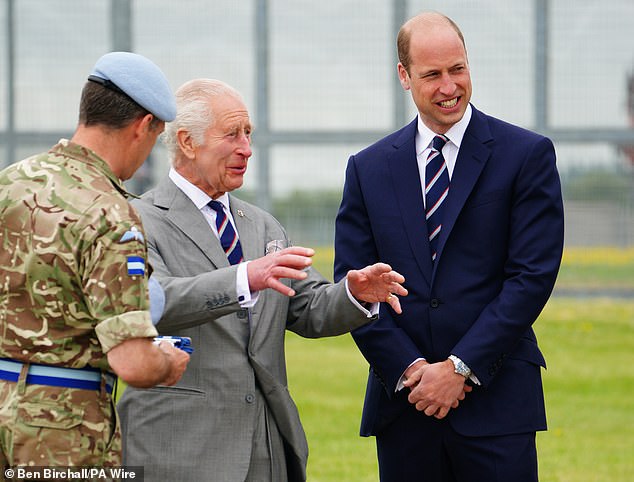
[117,177,371,482]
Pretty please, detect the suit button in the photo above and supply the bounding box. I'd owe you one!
[430,299,440,308]
[245,393,255,403]
[237,309,247,319]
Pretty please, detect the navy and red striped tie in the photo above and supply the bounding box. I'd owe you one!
[425,135,449,262]
[208,200,244,265]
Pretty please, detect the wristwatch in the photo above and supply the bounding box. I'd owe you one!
[448,355,472,379]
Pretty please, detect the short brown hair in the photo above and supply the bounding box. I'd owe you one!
[78,81,159,130]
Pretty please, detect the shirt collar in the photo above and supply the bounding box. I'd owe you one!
[169,168,231,211]
[416,103,472,152]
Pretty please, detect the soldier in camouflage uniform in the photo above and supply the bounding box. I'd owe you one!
[0,52,190,472]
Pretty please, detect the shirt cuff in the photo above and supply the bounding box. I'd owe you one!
[396,357,426,392]
[237,261,259,307]
[344,278,379,318]
[467,368,481,386]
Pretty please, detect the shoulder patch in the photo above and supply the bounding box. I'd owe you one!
[119,226,145,243]
[127,256,146,276]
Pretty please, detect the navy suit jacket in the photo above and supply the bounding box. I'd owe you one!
[334,105,564,438]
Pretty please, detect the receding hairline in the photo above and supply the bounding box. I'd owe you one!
[175,78,243,103]
[397,12,467,71]
[402,11,464,43]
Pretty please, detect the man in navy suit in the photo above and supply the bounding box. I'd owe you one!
[334,11,564,482]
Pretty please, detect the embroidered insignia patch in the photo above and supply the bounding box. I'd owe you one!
[127,256,145,276]
[119,226,145,243]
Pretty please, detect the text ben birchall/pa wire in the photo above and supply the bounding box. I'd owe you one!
[4,466,143,480]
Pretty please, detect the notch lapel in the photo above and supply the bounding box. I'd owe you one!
[435,108,493,265]
[229,196,262,262]
[155,178,230,268]
[389,120,433,285]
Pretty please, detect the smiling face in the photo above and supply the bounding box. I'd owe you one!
[398,17,472,134]
[180,94,253,198]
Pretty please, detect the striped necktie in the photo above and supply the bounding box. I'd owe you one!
[425,135,450,262]
[208,200,244,265]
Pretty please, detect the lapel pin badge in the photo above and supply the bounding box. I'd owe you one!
[237,209,244,217]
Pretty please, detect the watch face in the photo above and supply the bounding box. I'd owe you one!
[450,356,470,378]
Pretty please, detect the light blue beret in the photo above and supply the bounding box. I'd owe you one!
[89,51,176,122]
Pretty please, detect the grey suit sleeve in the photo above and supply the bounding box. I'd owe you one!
[148,242,243,331]
[286,268,372,338]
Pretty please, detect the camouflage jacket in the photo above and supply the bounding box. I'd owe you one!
[0,139,157,371]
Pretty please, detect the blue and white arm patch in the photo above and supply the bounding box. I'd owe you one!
[127,256,146,276]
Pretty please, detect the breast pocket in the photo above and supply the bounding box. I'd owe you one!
[464,189,508,210]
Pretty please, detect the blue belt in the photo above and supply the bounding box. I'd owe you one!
[0,358,114,393]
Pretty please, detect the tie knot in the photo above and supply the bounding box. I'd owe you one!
[208,199,224,215]
[432,135,448,152]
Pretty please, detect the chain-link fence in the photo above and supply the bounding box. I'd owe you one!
[2,0,633,246]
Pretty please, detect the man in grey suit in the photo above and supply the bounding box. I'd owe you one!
[118,78,407,482]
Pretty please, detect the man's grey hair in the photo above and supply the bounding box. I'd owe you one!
[162,79,244,165]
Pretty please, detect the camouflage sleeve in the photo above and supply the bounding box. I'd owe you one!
[80,202,157,353]
[95,310,157,353]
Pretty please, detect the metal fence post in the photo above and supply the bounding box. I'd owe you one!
[255,0,271,213]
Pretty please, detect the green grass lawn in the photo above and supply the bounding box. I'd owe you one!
[286,299,634,482]
[536,299,634,482]
[555,247,634,291]
[285,247,634,481]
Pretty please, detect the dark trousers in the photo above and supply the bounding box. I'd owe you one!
[376,406,538,482]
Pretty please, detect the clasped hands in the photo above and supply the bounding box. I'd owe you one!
[246,246,407,312]
[402,359,473,419]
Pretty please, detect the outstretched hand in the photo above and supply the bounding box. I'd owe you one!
[346,263,408,313]
[247,246,314,296]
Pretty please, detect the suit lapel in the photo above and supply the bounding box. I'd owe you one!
[154,177,230,268]
[389,119,433,285]
[228,196,262,262]
[435,107,493,264]
[228,197,269,346]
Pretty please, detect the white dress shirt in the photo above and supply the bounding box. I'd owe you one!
[416,103,472,207]
[168,168,378,317]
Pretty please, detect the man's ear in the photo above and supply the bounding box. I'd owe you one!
[176,129,196,160]
[397,63,411,91]
[130,113,155,142]
[138,113,155,133]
